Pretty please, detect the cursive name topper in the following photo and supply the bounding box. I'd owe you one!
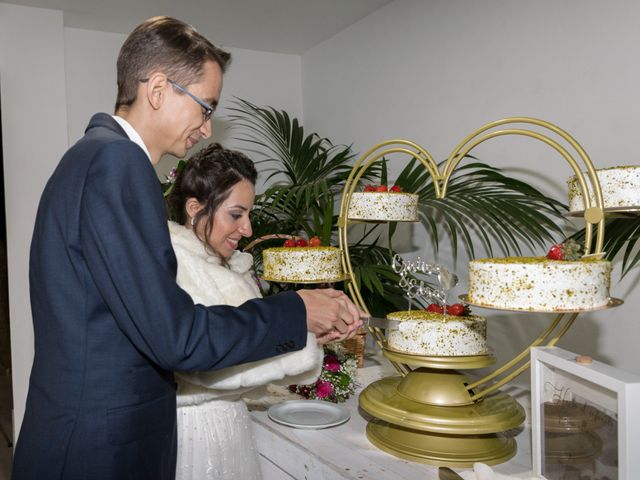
[391,254,459,309]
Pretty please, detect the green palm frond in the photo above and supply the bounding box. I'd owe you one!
[228,98,358,187]
[395,158,568,260]
[569,217,640,277]
[346,241,410,316]
[229,98,384,236]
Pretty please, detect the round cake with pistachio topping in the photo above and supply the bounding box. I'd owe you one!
[262,246,344,283]
[347,192,419,221]
[467,257,611,311]
[567,165,640,212]
[386,310,488,356]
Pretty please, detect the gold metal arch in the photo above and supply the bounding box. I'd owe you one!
[338,117,608,396]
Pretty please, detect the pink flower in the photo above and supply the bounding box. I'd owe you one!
[324,354,341,372]
[316,380,333,398]
[165,167,178,183]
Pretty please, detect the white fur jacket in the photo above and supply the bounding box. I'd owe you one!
[168,221,323,406]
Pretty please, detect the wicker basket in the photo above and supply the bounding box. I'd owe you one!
[341,328,367,368]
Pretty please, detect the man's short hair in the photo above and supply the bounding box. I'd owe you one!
[115,16,231,111]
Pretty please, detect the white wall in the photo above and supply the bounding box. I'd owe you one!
[0,3,69,439]
[302,0,640,378]
[3,13,301,441]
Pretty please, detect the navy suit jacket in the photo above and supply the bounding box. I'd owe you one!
[12,114,307,480]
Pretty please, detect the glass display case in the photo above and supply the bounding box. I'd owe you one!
[531,346,640,479]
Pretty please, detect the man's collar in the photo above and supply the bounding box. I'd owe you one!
[112,115,152,163]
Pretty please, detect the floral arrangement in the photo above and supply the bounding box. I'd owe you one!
[289,344,359,403]
[161,160,185,198]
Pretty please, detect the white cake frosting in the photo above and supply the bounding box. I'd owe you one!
[567,166,640,212]
[262,246,344,283]
[347,192,419,221]
[386,310,487,356]
[467,257,611,311]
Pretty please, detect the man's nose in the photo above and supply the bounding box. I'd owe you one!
[200,118,212,139]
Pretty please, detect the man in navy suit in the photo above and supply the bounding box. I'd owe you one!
[12,16,361,480]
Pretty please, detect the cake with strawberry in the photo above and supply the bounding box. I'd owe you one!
[347,184,419,222]
[262,237,345,283]
[567,165,640,212]
[467,240,611,311]
[386,304,488,356]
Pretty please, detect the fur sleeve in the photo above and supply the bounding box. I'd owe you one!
[170,224,322,395]
[176,332,322,391]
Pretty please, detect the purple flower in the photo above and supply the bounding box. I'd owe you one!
[165,167,178,183]
[315,380,333,398]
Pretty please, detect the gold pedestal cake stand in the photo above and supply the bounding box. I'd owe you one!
[337,118,624,466]
[360,353,524,466]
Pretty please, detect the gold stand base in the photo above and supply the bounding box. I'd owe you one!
[359,374,525,466]
[366,419,517,467]
[360,375,525,434]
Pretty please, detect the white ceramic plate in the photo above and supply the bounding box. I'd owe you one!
[267,399,350,429]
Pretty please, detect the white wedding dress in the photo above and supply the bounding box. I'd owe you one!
[169,222,323,480]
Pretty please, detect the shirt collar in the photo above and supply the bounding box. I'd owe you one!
[112,115,152,162]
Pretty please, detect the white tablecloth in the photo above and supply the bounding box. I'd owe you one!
[249,356,536,480]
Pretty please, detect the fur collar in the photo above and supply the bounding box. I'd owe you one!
[167,221,253,274]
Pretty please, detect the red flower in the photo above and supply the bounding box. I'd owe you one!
[324,354,341,372]
[316,380,334,398]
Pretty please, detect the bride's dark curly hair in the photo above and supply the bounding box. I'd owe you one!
[168,142,257,257]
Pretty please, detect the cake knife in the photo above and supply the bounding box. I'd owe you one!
[363,316,390,329]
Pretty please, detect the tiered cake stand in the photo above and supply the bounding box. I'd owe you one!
[337,118,623,466]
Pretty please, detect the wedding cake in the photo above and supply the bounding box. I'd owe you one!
[386,309,488,356]
[567,165,640,212]
[347,187,418,222]
[467,257,611,311]
[262,246,344,283]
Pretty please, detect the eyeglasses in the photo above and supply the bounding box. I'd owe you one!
[167,79,215,122]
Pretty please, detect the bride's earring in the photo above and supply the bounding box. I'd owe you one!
[190,217,196,226]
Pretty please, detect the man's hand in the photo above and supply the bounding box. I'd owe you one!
[296,289,364,344]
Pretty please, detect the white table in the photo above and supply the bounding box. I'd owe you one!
[250,357,536,480]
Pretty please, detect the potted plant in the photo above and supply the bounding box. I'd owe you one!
[227,98,570,316]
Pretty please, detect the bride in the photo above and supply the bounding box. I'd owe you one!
[167,143,331,479]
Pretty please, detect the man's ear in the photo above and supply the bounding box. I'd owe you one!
[145,72,169,111]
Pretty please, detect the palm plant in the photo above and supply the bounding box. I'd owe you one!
[393,157,567,261]
[569,217,640,278]
[228,98,571,316]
